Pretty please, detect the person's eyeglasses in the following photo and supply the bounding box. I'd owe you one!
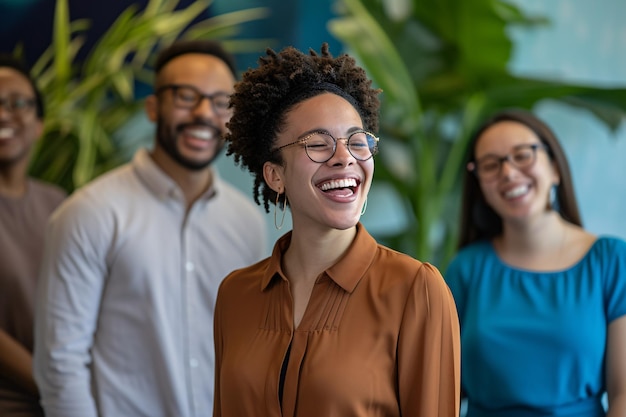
[0,96,36,116]
[156,84,231,117]
[468,143,547,181]
[275,130,379,163]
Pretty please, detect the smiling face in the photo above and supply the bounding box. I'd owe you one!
[0,67,42,169]
[146,53,235,170]
[264,93,374,231]
[474,120,559,224]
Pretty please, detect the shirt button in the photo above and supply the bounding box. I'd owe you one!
[185,262,195,272]
[190,358,199,368]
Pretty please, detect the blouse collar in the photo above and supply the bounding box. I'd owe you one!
[261,223,378,293]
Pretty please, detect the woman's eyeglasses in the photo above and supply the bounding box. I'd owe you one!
[468,143,547,181]
[275,130,379,163]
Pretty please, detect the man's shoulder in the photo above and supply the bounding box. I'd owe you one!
[53,164,139,216]
[214,178,263,217]
[74,163,138,197]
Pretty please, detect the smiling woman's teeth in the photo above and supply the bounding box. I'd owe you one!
[321,178,357,191]
[505,185,529,198]
[0,127,14,139]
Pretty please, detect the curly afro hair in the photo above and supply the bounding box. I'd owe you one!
[226,43,381,213]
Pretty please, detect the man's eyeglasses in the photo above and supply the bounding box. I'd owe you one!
[156,84,231,117]
[0,96,36,116]
[275,130,379,163]
[468,143,547,181]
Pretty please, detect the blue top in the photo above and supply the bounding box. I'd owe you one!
[445,237,626,417]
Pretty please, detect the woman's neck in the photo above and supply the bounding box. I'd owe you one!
[283,225,357,284]
[494,211,594,271]
[498,211,565,254]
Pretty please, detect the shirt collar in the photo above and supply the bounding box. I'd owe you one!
[131,148,218,201]
[261,223,378,293]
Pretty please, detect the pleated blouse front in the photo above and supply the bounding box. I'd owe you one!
[213,224,460,417]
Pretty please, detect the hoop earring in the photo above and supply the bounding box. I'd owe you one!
[360,198,368,216]
[274,191,287,230]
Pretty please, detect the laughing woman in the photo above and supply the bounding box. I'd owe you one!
[446,109,626,417]
[212,44,460,417]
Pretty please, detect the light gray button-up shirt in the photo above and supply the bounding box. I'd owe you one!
[34,148,267,417]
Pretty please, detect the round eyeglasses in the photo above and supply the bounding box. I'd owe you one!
[275,130,379,163]
[156,84,231,117]
[0,96,36,116]
[468,143,547,181]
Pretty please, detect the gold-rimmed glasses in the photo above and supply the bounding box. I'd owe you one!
[275,130,379,163]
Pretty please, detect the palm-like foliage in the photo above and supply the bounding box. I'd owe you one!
[18,0,269,192]
[329,0,626,268]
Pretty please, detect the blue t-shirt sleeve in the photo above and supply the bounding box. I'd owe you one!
[444,249,473,322]
[602,237,626,322]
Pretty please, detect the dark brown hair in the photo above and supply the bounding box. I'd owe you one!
[226,43,381,212]
[458,108,582,249]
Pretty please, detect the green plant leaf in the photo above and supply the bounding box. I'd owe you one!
[329,0,421,122]
[183,7,271,39]
[52,0,71,85]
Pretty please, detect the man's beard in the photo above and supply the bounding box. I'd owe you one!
[156,118,225,171]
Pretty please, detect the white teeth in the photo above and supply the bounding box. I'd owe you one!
[186,129,213,141]
[320,178,357,191]
[0,127,14,139]
[505,185,529,198]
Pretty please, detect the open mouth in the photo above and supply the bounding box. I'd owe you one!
[318,178,359,197]
[503,184,530,199]
[182,127,217,141]
[0,127,15,139]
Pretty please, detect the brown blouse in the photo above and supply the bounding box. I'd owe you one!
[213,224,460,417]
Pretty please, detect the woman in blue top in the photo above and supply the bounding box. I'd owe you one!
[446,109,626,417]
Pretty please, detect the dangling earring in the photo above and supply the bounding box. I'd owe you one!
[360,198,368,216]
[549,184,560,213]
[274,191,287,230]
